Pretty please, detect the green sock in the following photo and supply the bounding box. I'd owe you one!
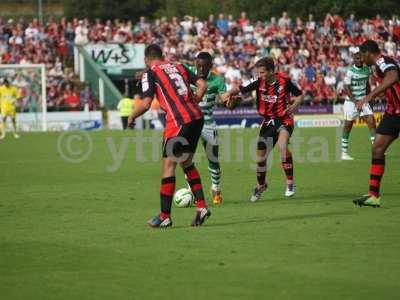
[370,129,376,144]
[342,132,350,153]
[208,160,221,191]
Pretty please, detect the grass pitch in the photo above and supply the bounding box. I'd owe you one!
[0,128,399,300]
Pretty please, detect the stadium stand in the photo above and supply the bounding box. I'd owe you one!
[0,13,399,111]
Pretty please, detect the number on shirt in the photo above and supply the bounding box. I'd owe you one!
[170,73,188,96]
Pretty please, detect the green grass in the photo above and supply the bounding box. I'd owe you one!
[0,128,399,300]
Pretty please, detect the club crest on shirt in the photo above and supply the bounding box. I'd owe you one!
[261,95,278,103]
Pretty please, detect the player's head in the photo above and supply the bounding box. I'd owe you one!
[360,40,380,66]
[3,78,9,87]
[196,51,213,79]
[144,44,163,67]
[351,47,363,67]
[255,57,275,81]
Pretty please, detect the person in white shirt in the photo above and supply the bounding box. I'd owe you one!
[74,20,89,46]
[384,36,396,57]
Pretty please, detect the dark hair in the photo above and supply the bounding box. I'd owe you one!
[255,57,275,71]
[360,40,380,54]
[144,44,163,59]
[196,51,213,62]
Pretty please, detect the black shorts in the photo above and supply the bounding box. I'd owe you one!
[376,114,400,138]
[162,118,204,158]
[258,118,294,150]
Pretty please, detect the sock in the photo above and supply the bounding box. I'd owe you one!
[160,176,176,219]
[369,157,385,197]
[282,150,294,186]
[369,129,376,144]
[342,132,350,153]
[256,160,267,186]
[184,164,206,209]
[208,160,221,191]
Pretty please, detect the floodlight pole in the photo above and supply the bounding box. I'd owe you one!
[38,0,43,25]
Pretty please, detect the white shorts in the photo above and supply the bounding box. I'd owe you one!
[343,101,373,121]
[201,124,218,146]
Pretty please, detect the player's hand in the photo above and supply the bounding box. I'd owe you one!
[356,94,371,110]
[135,70,146,81]
[227,95,242,110]
[220,92,232,105]
[284,103,299,115]
[128,115,135,128]
[355,100,365,110]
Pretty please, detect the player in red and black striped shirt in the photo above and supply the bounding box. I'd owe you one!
[222,57,303,202]
[354,40,400,207]
[128,44,211,227]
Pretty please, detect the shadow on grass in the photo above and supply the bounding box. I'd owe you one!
[226,192,357,205]
[169,210,356,230]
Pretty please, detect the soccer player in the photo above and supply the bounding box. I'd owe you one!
[0,78,21,139]
[353,40,400,207]
[221,57,303,202]
[186,52,226,205]
[128,44,211,227]
[341,48,376,160]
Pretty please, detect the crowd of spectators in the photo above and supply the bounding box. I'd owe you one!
[0,17,94,111]
[0,12,399,110]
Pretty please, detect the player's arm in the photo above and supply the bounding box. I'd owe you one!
[344,84,354,100]
[221,79,259,107]
[284,80,304,115]
[128,97,152,122]
[216,76,227,103]
[184,65,208,103]
[358,63,399,108]
[343,70,355,100]
[128,71,154,125]
[194,78,207,103]
[366,70,398,101]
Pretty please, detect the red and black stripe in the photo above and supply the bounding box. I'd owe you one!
[160,176,176,216]
[368,158,385,197]
[257,75,290,118]
[152,63,202,126]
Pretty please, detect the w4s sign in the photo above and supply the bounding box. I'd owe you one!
[85,43,145,70]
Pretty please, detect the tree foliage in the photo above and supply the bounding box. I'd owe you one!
[63,0,399,21]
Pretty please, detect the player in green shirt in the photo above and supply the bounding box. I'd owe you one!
[186,52,227,205]
[341,48,376,160]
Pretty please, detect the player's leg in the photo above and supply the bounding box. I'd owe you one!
[362,115,376,145]
[353,114,399,207]
[276,129,295,197]
[0,115,6,139]
[11,116,19,139]
[202,127,222,204]
[147,149,177,228]
[179,119,211,226]
[250,122,273,202]
[341,120,354,160]
[121,117,128,130]
[180,154,207,210]
[342,101,357,160]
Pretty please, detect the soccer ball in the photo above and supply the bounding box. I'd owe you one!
[173,188,194,208]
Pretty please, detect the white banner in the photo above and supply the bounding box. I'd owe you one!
[14,112,103,132]
[84,43,145,71]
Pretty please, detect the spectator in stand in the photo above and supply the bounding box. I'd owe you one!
[0,12,399,109]
[217,14,228,36]
[74,20,88,46]
[80,85,93,111]
[278,11,291,28]
[65,87,80,110]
